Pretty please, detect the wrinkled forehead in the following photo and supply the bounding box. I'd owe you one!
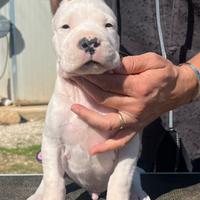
[53,0,116,28]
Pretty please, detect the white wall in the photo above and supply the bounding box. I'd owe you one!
[0,0,56,105]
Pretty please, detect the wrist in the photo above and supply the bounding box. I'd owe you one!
[175,64,199,104]
[184,62,200,99]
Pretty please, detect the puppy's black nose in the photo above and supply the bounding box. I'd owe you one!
[78,37,101,55]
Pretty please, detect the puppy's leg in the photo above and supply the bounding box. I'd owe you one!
[42,135,66,200]
[106,133,140,200]
[27,135,66,200]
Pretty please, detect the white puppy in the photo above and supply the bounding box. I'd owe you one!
[27,0,150,199]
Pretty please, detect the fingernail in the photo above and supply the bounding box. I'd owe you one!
[71,104,80,113]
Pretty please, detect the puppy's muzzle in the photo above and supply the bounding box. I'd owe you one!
[78,37,101,55]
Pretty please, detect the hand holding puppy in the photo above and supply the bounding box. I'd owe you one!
[71,52,199,154]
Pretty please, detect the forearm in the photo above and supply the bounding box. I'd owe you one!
[50,0,62,14]
[172,53,200,107]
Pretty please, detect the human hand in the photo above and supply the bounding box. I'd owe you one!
[71,52,198,154]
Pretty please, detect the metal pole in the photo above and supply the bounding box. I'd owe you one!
[9,0,17,103]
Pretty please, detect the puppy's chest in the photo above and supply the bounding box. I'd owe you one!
[48,83,115,149]
[60,115,107,150]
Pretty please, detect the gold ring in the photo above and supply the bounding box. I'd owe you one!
[118,112,126,130]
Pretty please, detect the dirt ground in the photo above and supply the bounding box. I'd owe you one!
[0,120,44,174]
[0,151,42,174]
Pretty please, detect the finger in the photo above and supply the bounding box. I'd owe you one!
[71,77,134,109]
[120,52,166,74]
[90,129,137,155]
[84,74,136,96]
[71,104,122,131]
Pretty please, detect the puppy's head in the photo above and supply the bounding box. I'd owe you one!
[52,0,120,77]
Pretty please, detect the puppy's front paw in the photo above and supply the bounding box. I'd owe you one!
[131,192,151,200]
[91,193,99,200]
[136,193,151,200]
[141,195,151,200]
[26,194,43,200]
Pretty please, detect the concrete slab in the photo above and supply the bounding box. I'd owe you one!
[0,174,105,200]
[0,173,200,200]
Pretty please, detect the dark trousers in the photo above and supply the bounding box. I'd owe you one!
[137,118,191,172]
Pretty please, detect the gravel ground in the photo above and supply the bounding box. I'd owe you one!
[0,120,44,148]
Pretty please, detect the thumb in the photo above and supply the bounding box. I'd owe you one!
[116,53,165,75]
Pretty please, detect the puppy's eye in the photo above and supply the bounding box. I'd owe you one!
[62,24,70,29]
[105,23,113,28]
